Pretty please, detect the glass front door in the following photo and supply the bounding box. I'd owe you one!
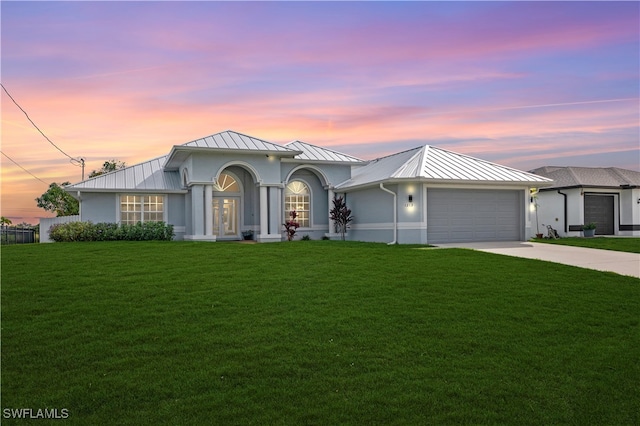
[213,197,239,238]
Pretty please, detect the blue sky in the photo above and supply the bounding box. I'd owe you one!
[2,1,638,223]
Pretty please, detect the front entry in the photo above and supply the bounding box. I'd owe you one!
[213,197,240,239]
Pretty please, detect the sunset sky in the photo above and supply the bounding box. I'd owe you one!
[2,1,639,225]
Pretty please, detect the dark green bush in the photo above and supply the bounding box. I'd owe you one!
[49,221,174,242]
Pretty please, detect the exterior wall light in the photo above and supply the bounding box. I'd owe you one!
[408,195,413,202]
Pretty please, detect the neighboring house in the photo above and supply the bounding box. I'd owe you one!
[530,166,640,237]
[62,130,551,244]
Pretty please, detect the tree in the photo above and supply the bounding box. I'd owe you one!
[329,195,353,241]
[36,182,79,216]
[1,216,12,227]
[89,159,126,178]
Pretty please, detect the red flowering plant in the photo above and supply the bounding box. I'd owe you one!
[283,210,300,241]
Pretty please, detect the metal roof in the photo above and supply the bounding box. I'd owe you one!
[336,145,552,189]
[65,156,183,192]
[182,130,297,153]
[284,140,364,163]
[164,130,301,170]
[531,166,640,190]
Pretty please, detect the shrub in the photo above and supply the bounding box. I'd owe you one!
[329,195,353,241]
[49,221,174,242]
[283,210,300,241]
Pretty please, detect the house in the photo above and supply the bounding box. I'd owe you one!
[62,130,552,244]
[530,166,640,237]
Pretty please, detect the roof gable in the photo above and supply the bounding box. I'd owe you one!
[182,130,296,153]
[337,145,552,189]
[284,140,364,163]
[164,130,300,170]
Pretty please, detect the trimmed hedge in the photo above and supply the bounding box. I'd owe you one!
[49,221,174,242]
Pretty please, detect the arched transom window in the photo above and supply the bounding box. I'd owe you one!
[285,180,310,227]
[215,173,240,192]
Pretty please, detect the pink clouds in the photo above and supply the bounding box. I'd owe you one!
[1,1,638,225]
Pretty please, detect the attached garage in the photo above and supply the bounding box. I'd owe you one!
[427,188,523,243]
[335,144,552,244]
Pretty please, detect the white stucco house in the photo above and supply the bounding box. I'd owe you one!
[62,130,552,244]
[530,166,640,237]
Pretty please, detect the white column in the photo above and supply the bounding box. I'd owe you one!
[192,184,204,235]
[327,188,335,234]
[269,185,281,237]
[205,184,213,236]
[260,185,268,236]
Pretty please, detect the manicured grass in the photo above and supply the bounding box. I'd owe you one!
[532,236,640,253]
[2,241,639,425]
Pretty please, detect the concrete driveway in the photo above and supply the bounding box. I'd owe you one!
[432,241,640,278]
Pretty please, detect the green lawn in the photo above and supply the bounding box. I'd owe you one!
[2,241,638,425]
[532,236,640,253]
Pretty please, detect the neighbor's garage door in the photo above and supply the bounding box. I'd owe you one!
[584,194,614,235]
[427,189,522,243]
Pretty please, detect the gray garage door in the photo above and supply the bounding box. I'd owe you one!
[427,189,522,243]
[584,194,614,235]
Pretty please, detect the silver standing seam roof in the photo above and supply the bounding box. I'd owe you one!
[65,131,553,193]
[285,140,364,163]
[65,156,183,192]
[336,145,552,190]
[163,130,302,170]
[180,130,297,153]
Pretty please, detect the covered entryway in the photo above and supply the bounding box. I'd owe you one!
[427,188,522,243]
[212,172,242,240]
[584,194,615,235]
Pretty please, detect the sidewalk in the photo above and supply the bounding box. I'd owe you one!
[432,241,640,278]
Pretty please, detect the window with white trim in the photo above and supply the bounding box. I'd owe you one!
[120,195,164,224]
[285,180,310,227]
[215,173,240,192]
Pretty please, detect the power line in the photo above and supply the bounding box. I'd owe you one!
[0,83,84,169]
[0,151,48,184]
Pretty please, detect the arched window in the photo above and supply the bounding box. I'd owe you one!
[285,180,310,227]
[215,173,240,192]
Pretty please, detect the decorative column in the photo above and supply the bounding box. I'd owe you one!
[268,185,281,238]
[184,184,215,241]
[260,185,268,237]
[327,188,335,234]
[205,184,213,237]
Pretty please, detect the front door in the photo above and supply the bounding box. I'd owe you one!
[213,197,240,238]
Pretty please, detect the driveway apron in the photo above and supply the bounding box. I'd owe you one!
[432,241,640,278]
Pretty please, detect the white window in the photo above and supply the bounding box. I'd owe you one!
[120,195,164,224]
[215,173,240,192]
[285,180,310,227]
